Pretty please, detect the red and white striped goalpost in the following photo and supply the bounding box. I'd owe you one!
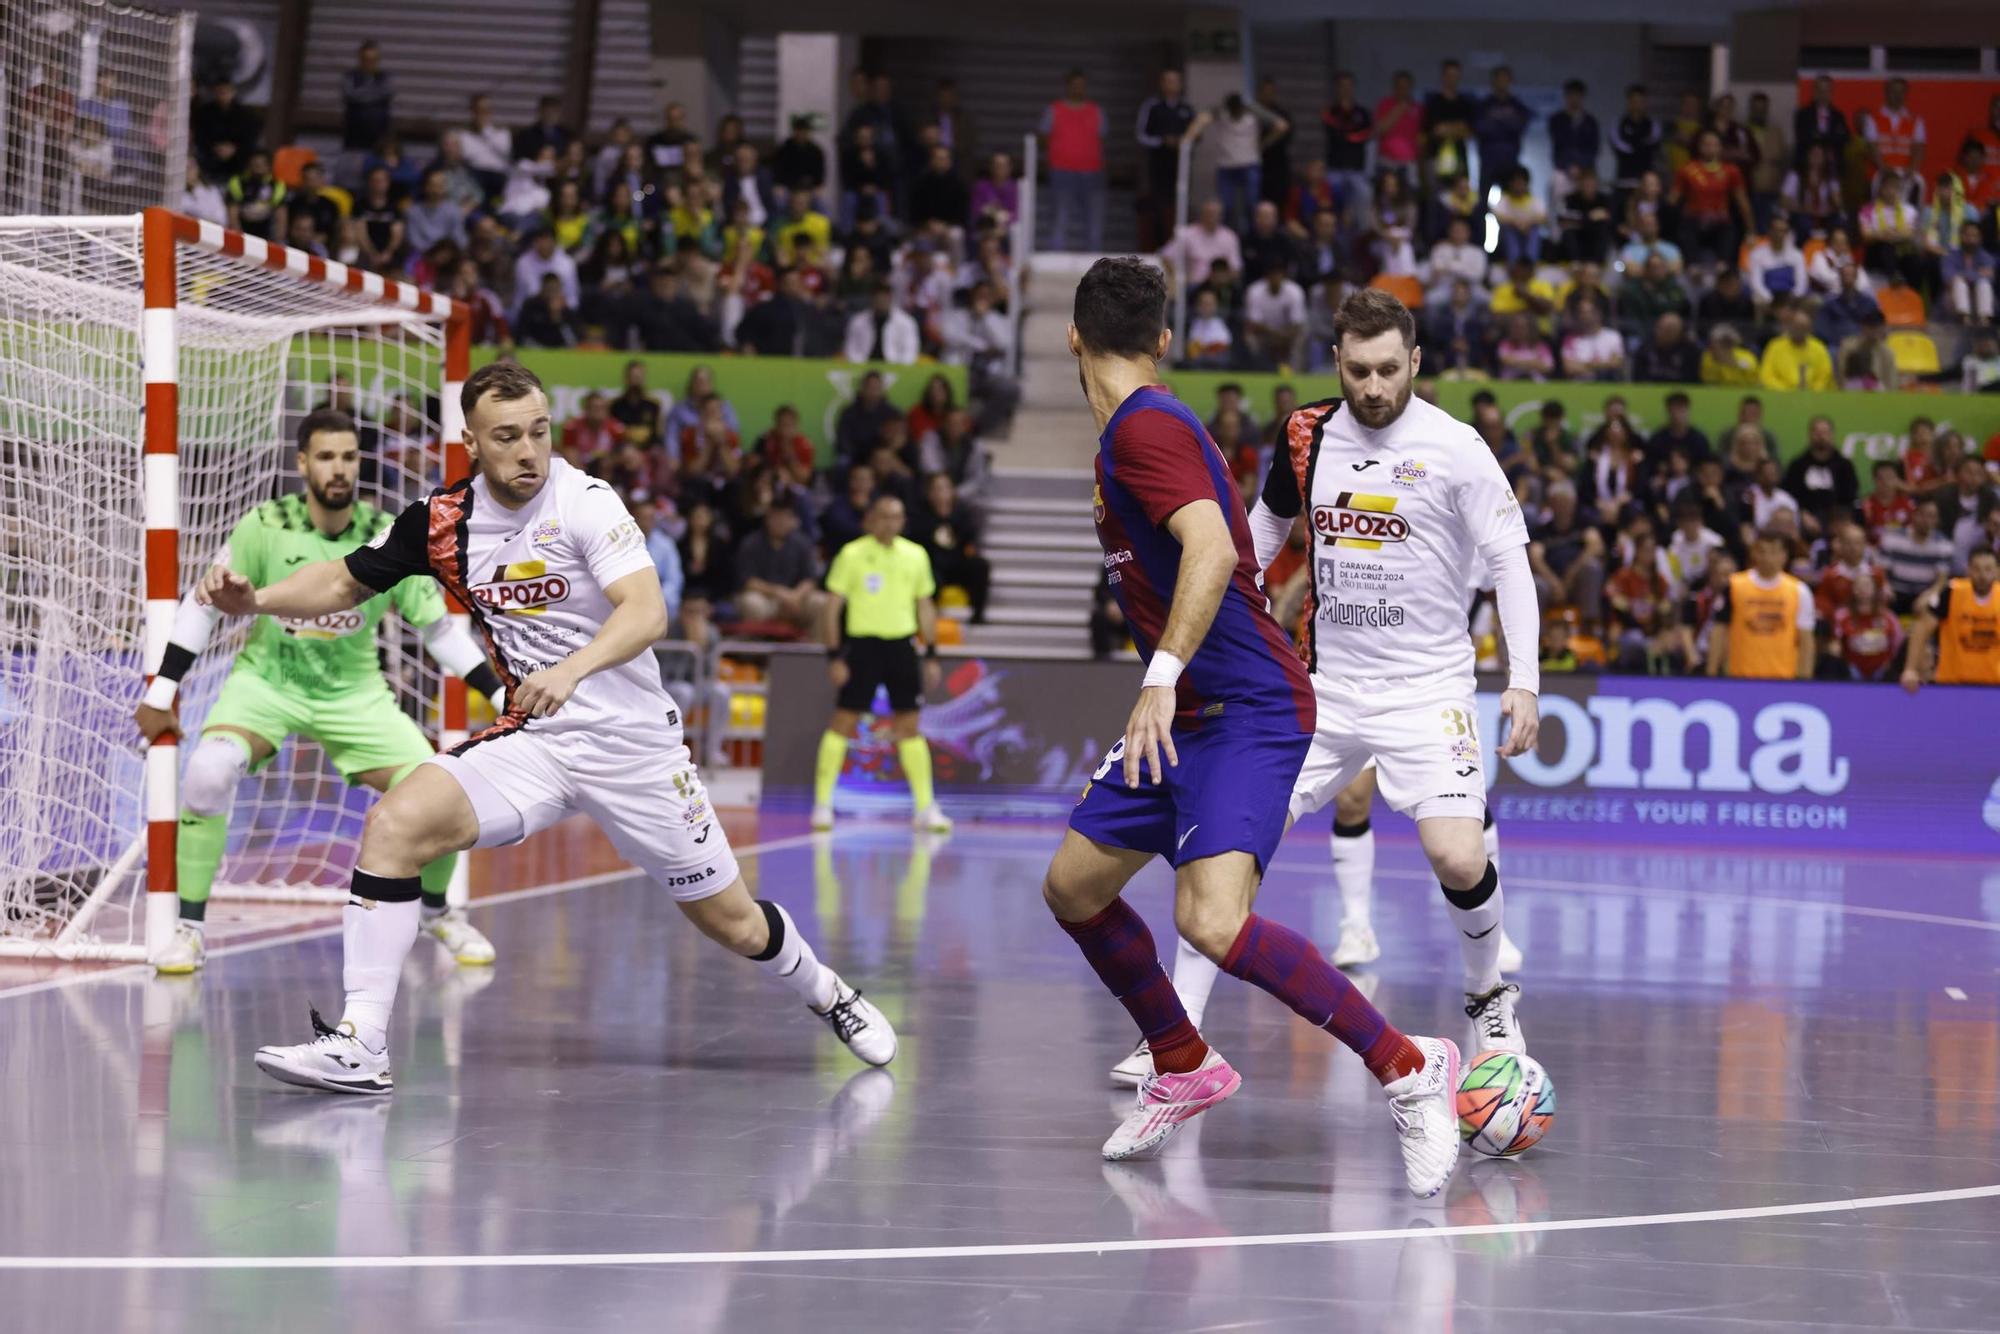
[135,208,469,956]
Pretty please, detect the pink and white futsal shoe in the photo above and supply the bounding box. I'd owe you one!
[1101,1047,1241,1161]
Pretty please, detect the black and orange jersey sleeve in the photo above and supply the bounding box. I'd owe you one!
[1261,435,1302,519]
[345,497,434,593]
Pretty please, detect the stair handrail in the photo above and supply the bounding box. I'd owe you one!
[1171,132,1192,363]
[1006,131,1038,378]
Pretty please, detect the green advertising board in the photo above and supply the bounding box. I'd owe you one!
[1161,369,2000,489]
[482,350,966,466]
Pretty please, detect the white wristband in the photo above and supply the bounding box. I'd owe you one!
[1141,650,1186,690]
[141,675,177,711]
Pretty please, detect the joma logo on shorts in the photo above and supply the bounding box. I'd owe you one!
[473,560,570,616]
[662,866,718,888]
[1312,495,1409,549]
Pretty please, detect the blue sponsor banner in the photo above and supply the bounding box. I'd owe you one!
[764,654,2000,853]
[1481,677,2000,854]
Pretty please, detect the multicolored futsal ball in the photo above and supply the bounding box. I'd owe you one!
[1456,1051,1556,1157]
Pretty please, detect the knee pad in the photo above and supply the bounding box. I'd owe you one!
[182,733,253,818]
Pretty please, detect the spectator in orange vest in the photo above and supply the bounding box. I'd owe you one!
[1863,78,1926,200]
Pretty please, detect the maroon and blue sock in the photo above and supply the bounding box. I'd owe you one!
[1221,913,1423,1084]
[1058,899,1208,1074]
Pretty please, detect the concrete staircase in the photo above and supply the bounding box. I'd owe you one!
[967,257,1103,657]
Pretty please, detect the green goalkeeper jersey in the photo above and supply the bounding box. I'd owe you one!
[219,493,446,697]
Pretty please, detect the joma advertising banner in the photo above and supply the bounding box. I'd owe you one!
[765,654,2000,854]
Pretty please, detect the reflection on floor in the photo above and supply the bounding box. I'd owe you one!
[3,815,1999,1333]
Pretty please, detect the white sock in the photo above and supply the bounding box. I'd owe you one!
[1483,812,1501,871]
[752,901,839,1010]
[1442,861,1504,994]
[341,871,422,1051]
[1171,935,1221,1031]
[1331,820,1375,930]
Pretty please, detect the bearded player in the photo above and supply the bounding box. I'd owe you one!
[135,409,502,975]
[202,363,894,1093]
[1042,258,1461,1199]
[1262,289,1538,1056]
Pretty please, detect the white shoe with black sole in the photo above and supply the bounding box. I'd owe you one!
[254,1008,393,1095]
[1464,982,1525,1056]
[813,984,897,1066]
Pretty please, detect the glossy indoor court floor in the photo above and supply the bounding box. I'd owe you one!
[4,810,2000,1333]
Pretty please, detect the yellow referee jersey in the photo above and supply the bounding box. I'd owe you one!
[826,534,935,640]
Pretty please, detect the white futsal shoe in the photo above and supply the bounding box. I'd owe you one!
[424,908,495,966]
[1331,920,1381,970]
[1110,1038,1153,1088]
[914,805,954,834]
[150,923,206,975]
[1498,929,1523,975]
[813,983,897,1066]
[810,803,836,831]
[1464,982,1525,1055]
[254,1009,393,1095]
[1383,1036,1461,1198]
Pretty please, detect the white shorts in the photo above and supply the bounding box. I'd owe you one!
[1289,675,1487,825]
[427,724,738,901]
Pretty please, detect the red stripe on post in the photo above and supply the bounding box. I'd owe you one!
[444,680,468,732]
[143,382,177,454]
[141,209,176,309]
[144,530,180,600]
[147,820,176,894]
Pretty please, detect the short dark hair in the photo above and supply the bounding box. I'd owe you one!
[1334,287,1417,348]
[297,407,357,452]
[1565,79,1587,95]
[461,361,546,418]
[1072,257,1166,358]
[1666,391,1690,408]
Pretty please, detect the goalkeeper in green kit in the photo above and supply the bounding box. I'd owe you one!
[134,408,506,975]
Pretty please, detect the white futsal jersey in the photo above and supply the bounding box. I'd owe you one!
[1260,395,1527,687]
[346,456,677,739]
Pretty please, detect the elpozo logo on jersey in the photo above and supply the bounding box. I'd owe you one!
[1392,460,1427,487]
[1311,493,1410,550]
[277,610,366,639]
[472,560,570,616]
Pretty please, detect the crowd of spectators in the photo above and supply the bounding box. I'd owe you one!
[1169,377,2000,683]
[182,46,1020,416]
[184,44,1010,650]
[1149,65,2000,391]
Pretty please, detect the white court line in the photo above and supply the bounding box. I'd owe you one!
[1946,987,1969,1001]
[4,1180,1998,1271]
[0,831,832,1004]
[1270,861,2000,937]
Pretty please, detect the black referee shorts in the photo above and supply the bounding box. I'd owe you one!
[837,637,923,713]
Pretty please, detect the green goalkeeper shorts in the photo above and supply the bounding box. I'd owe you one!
[200,668,435,783]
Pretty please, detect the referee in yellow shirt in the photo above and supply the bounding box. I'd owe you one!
[813,494,953,833]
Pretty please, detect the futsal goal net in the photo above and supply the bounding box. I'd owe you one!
[0,210,471,962]
[1,0,193,217]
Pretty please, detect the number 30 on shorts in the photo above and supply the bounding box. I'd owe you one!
[1440,707,1477,739]
[1092,738,1128,781]
[1077,737,1129,802]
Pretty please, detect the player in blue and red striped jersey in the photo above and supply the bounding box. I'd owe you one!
[1040,258,1462,1198]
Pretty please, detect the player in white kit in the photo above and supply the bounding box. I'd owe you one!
[202,363,894,1093]
[1109,290,1540,1087]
